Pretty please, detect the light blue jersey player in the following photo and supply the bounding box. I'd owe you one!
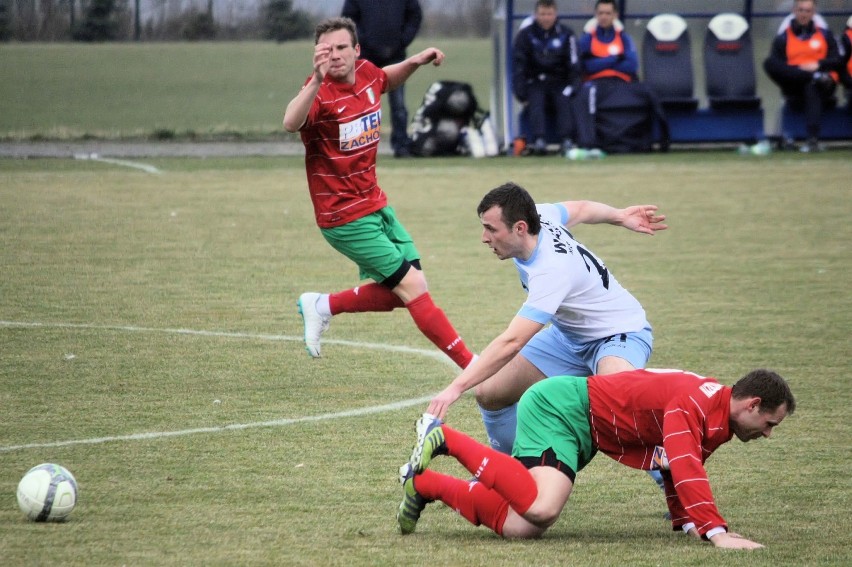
[426,182,667,463]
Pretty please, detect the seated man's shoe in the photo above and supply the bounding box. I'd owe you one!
[799,137,826,153]
[531,137,548,156]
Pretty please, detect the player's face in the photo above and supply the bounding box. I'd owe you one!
[794,1,815,27]
[480,206,525,260]
[317,28,360,82]
[731,402,788,442]
[535,6,558,31]
[595,4,616,29]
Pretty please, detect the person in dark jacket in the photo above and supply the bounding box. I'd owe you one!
[840,16,852,95]
[763,0,842,152]
[342,0,423,157]
[512,0,580,155]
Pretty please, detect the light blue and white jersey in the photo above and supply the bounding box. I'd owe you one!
[514,203,649,341]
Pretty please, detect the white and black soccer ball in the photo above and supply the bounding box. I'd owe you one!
[16,463,78,521]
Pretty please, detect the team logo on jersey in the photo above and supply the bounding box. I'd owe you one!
[652,445,670,470]
[338,109,382,151]
[366,87,376,104]
[699,381,723,398]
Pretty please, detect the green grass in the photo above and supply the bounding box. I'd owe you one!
[0,39,493,141]
[1,151,851,565]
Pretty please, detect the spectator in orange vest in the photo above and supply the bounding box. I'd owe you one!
[763,0,842,152]
[578,0,638,84]
[839,16,852,96]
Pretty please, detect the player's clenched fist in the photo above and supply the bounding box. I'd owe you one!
[412,47,445,67]
[313,43,332,79]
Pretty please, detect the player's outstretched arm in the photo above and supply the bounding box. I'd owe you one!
[384,47,445,91]
[709,532,765,550]
[562,200,667,235]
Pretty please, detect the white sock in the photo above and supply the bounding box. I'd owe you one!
[316,294,331,317]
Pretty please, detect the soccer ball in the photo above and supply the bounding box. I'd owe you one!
[16,463,78,521]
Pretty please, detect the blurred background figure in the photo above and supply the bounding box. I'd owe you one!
[342,0,423,158]
[512,0,580,155]
[764,0,842,152]
[839,16,852,98]
[578,0,638,84]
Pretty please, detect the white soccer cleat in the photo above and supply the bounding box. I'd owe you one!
[297,292,330,358]
[409,413,447,474]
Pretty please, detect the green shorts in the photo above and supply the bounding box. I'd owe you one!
[320,207,420,284]
[513,375,597,476]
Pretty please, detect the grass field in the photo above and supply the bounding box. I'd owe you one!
[0,40,494,141]
[1,150,850,565]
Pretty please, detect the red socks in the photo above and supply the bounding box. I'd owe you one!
[405,293,474,369]
[414,470,510,535]
[441,425,538,515]
[328,287,474,369]
[329,283,403,313]
[410,426,540,535]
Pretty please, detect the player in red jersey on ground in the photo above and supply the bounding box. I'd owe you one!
[283,17,475,369]
[397,368,795,550]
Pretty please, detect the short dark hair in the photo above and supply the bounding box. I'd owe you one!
[731,369,796,415]
[596,0,617,9]
[477,182,541,235]
[314,17,358,46]
[536,0,557,10]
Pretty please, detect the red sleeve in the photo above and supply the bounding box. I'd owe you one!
[662,391,728,536]
[377,64,389,94]
[300,75,323,129]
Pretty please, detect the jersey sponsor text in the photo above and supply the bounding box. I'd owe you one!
[339,110,382,151]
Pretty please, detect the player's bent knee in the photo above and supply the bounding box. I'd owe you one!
[500,511,549,539]
[522,500,563,528]
[474,385,512,411]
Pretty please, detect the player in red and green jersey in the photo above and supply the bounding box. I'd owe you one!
[398,368,795,550]
[283,17,475,369]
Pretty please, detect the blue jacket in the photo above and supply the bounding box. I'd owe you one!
[512,21,579,102]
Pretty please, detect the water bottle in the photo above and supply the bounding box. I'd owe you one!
[479,118,500,157]
[567,148,588,160]
[751,140,771,155]
[738,141,771,156]
[568,148,606,160]
[462,127,486,158]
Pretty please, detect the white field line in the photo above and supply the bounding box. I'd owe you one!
[0,320,450,453]
[74,153,162,174]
